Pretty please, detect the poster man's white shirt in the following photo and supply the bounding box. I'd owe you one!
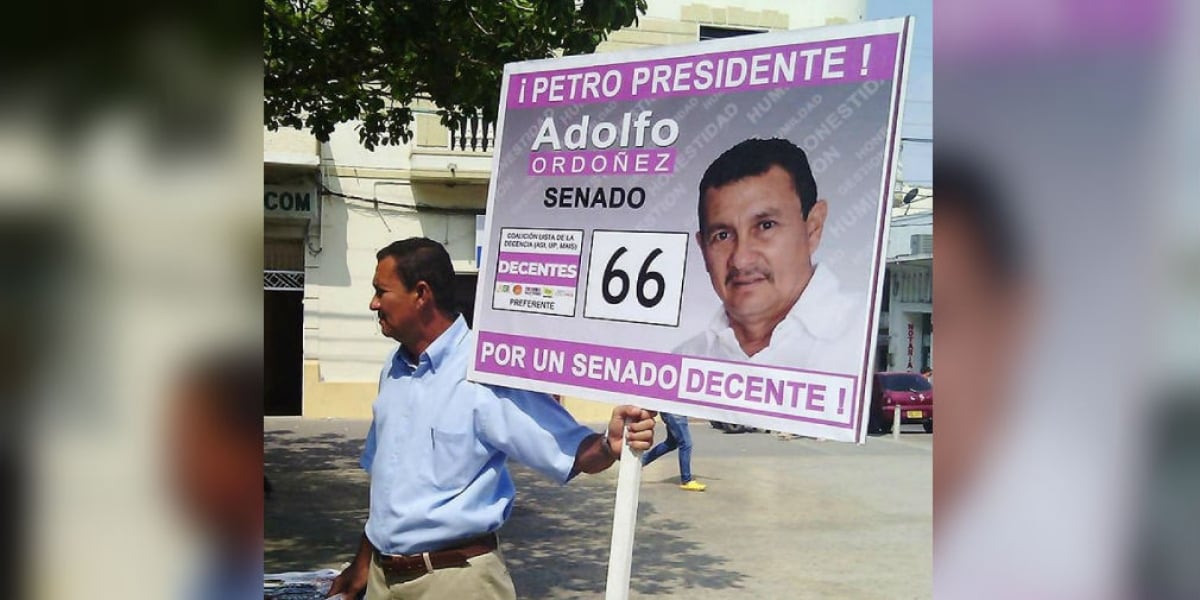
[675,263,862,374]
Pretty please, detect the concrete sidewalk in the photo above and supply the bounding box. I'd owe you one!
[266,418,931,599]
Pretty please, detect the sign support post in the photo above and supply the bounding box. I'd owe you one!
[604,426,643,600]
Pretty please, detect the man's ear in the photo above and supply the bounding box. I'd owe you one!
[413,281,430,306]
[805,200,829,255]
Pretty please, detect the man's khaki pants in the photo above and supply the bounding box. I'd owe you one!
[365,546,516,600]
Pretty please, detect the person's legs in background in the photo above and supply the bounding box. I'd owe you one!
[641,413,679,467]
[663,413,706,492]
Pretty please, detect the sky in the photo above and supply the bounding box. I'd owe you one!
[867,0,932,185]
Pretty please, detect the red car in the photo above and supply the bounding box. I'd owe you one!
[868,371,933,434]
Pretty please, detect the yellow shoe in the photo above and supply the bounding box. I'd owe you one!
[679,480,707,492]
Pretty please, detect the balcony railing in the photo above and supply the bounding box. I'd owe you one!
[448,117,496,152]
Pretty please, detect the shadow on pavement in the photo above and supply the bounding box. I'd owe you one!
[503,463,746,597]
[265,429,371,571]
[266,429,747,597]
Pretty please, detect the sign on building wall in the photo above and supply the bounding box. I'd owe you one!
[470,18,913,442]
[475,215,487,268]
[907,322,915,370]
[264,185,317,220]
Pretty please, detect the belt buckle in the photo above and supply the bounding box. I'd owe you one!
[377,550,426,576]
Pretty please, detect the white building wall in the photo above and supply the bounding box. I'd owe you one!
[264,125,319,166]
[887,213,932,259]
[887,306,929,372]
[884,211,931,372]
[320,122,414,171]
[305,188,479,383]
[643,0,865,27]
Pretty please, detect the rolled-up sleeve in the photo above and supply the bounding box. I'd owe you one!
[476,386,595,484]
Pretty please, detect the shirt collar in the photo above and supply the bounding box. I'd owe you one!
[710,263,845,343]
[398,315,469,373]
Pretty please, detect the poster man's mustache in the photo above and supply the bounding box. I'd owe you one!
[726,268,771,285]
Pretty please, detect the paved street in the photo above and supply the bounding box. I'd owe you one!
[266,418,931,599]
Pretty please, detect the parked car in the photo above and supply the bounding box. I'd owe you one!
[868,371,934,434]
[709,421,759,434]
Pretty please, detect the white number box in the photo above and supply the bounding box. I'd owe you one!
[583,230,689,326]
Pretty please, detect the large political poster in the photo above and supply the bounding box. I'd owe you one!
[469,18,913,443]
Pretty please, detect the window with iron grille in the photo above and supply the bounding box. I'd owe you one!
[910,234,933,255]
[264,270,305,291]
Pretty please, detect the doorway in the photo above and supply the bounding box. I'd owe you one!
[264,285,303,416]
[264,237,305,416]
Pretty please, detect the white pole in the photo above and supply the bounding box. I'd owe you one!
[604,423,643,600]
[892,404,902,440]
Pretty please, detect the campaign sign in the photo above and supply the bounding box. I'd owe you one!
[470,18,913,442]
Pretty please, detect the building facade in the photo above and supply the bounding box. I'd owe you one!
[880,186,932,374]
[263,0,870,418]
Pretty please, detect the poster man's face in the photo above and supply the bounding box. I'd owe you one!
[697,165,827,327]
[369,256,421,344]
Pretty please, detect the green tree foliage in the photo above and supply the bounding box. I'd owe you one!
[265,0,646,149]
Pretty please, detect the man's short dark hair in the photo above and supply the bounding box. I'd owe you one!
[698,137,818,232]
[376,237,459,316]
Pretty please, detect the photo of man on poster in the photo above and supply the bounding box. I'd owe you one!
[676,137,862,375]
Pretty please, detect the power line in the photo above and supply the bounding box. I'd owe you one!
[319,184,484,216]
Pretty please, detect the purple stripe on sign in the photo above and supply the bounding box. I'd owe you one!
[507,34,899,108]
[474,332,859,429]
[475,332,683,401]
[677,356,859,429]
[527,148,676,177]
[672,395,853,429]
[495,251,580,287]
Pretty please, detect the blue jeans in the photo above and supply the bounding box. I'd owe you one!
[641,412,694,483]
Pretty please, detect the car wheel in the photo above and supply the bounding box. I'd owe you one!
[923,419,933,434]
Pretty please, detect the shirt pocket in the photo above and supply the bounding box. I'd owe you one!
[429,427,486,491]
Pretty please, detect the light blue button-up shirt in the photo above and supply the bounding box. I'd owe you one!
[361,316,595,555]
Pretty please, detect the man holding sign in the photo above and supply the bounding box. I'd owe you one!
[327,238,656,600]
[677,137,861,373]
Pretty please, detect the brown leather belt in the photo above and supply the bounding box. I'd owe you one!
[374,533,498,576]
